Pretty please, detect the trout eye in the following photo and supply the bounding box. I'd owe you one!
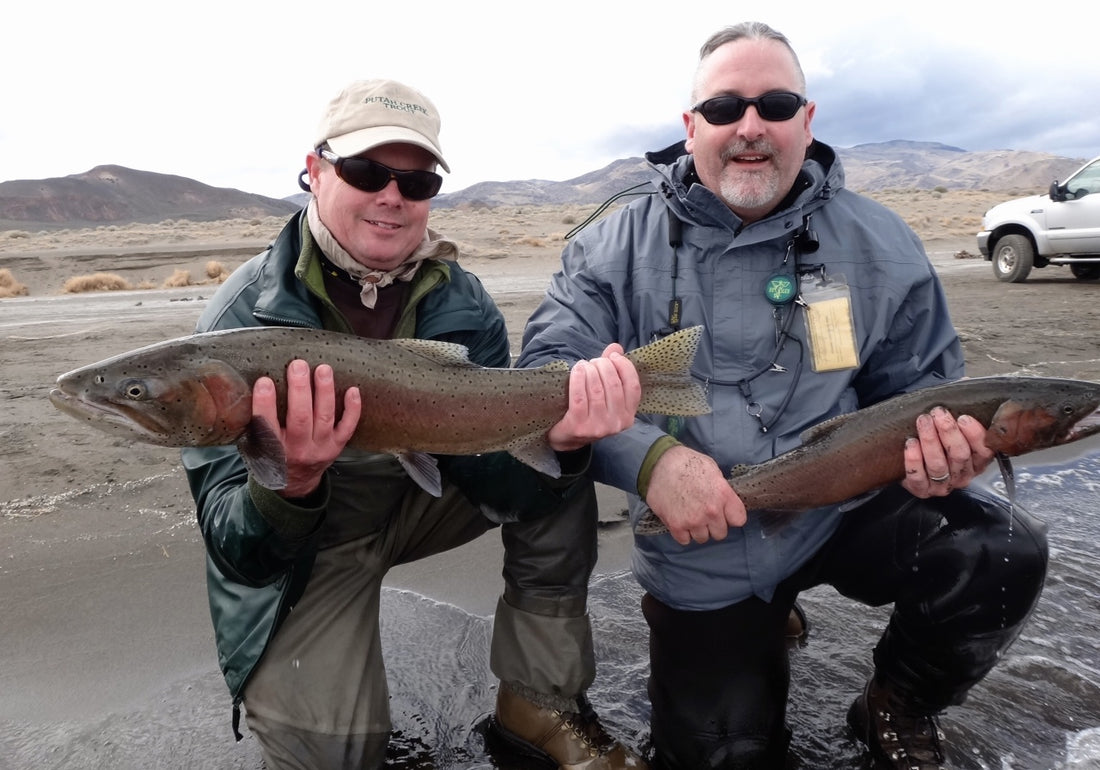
[121,379,148,400]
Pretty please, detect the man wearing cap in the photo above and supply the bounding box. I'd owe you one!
[182,79,647,770]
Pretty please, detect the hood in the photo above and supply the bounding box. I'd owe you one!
[642,139,845,232]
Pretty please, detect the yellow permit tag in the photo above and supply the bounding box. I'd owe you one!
[801,274,859,372]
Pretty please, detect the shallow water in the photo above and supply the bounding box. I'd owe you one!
[3,450,1099,769]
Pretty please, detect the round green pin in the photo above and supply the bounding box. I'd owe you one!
[764,274,796,305]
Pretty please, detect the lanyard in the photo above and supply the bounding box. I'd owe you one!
[662,212,821,433]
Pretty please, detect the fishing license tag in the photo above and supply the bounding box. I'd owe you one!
[800,273,859,372]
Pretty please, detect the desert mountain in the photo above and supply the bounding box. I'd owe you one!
[0,165,300,228]
[835,141,1085,192]
[0,141,1089,228]
[433,141,1088,209]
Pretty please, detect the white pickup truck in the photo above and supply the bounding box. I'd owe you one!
[977,155,1100,282]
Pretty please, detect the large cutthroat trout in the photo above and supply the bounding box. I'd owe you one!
[50,325,709,495]
[636,376,1100,536]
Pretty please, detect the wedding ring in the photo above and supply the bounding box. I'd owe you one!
[929,472,950,483]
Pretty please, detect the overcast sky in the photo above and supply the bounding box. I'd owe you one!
[4,1,1098,200]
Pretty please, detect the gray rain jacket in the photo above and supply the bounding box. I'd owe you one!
[518,141,964,611]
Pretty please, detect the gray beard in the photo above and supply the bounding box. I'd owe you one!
[718,171,781,214]
[716,142,782,215]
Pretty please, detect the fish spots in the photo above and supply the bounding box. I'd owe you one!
[51,326,715,469]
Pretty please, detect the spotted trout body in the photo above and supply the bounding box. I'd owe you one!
[50,325,709,494]
[636,376,1100,535]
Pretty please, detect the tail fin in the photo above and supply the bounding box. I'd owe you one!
[627,326,710,416]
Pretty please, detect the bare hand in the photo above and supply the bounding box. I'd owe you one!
[902,407,995,497]
[252,359,361,499]
[645,445,747,545]
[547,344,642,452]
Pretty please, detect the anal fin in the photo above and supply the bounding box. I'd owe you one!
[507,434,563,478]
[398,451,443,497]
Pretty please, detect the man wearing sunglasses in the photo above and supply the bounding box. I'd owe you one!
[517,22,1048,770]
[182,79,647,770]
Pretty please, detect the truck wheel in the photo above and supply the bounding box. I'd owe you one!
[1070,264,1100,280]
[992,235,1034,283]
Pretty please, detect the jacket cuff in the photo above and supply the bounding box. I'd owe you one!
[248,474,329,540]
[636,435,682,499]
[590,421,674,495]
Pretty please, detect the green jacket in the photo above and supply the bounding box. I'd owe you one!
[182,211,581,709]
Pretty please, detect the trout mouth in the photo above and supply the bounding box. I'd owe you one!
[48,385,172,443]
[1067,405,1100,443]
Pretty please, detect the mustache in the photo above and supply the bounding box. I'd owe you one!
[719,141,777,163]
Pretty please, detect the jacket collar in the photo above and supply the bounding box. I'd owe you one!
[649,139,843,234]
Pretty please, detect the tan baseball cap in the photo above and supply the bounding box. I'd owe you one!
[314,79,450,172]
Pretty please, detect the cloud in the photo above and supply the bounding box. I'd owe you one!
[3,1,1098,200]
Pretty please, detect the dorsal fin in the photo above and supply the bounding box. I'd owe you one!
[389,338,477,367]
[799,412,858,443]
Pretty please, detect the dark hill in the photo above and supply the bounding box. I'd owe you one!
[0,165,300,228]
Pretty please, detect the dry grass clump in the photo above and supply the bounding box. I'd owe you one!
[62,273,134,293]
[162,269,193,288]
[0,268,29,298]
[206,260,230,282]
[161,261,232,288]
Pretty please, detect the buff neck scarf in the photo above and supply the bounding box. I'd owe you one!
[306,198,454,309]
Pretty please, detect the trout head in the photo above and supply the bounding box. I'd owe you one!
[49,351,253,447]
[984,382,1100,455]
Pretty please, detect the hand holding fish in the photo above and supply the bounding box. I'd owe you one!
[547,345,642,452]
[254,360,362,499]
[902,407,996,497]
[645,445,748,546]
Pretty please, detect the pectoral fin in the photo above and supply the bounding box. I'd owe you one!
[238,416,288,489]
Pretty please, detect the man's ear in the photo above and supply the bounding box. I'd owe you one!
[683,111,697,154]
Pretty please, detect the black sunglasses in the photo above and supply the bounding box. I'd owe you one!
[691,91,807,125]
[319,149,443,201]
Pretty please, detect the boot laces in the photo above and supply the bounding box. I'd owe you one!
[557,696,618,753]
[874,703,946,769]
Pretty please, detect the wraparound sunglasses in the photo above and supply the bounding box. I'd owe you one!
[691,91,807,124]
[319,149,443,201]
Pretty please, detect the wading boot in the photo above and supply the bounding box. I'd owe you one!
[489,685,648,769]
[847,677,946,770]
